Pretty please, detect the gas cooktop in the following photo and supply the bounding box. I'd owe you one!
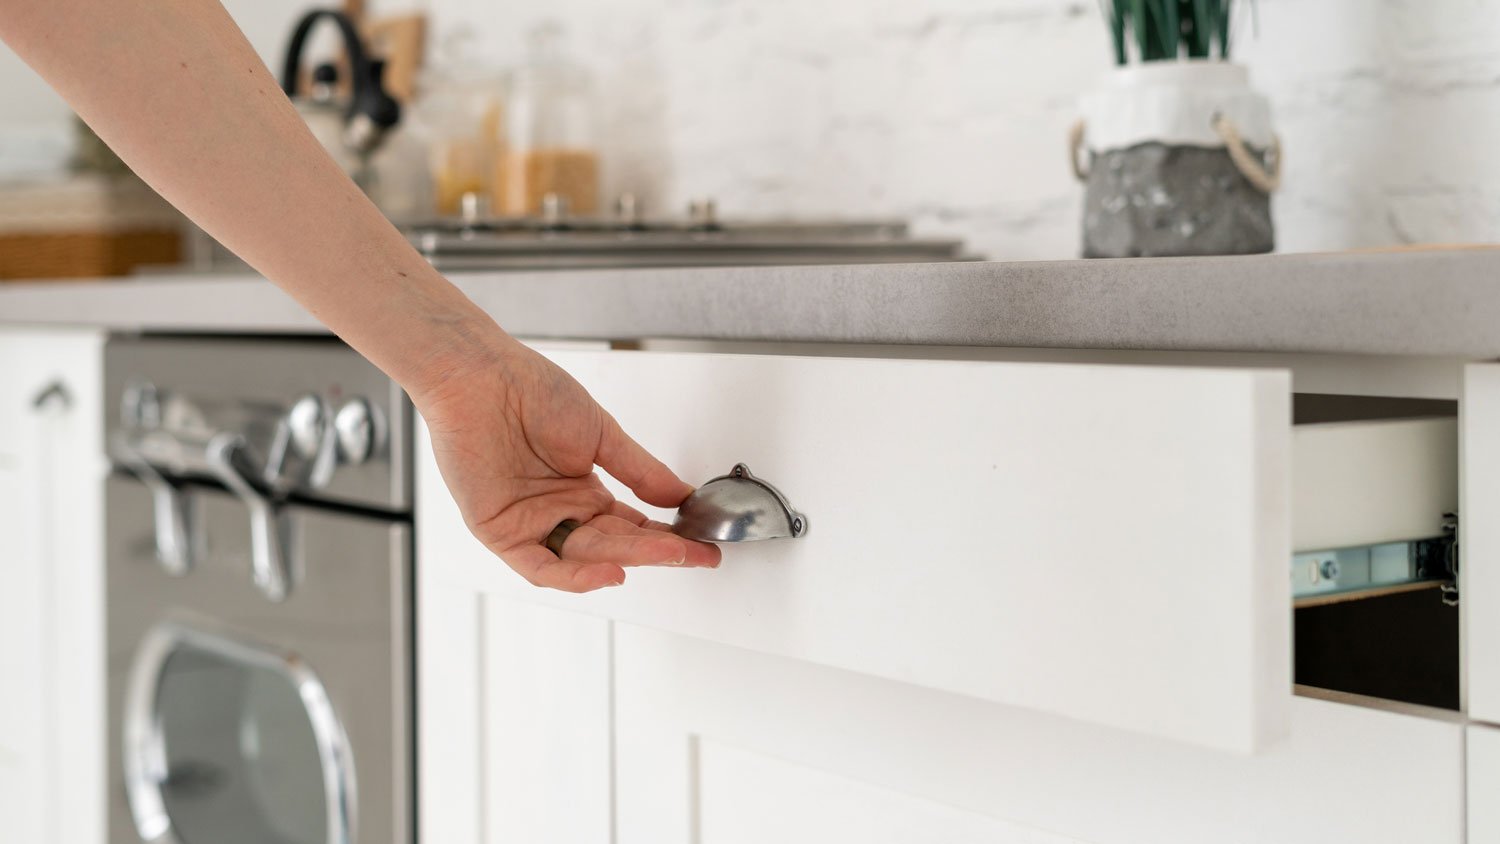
[404,197,974,271]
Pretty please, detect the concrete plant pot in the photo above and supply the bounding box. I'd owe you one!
[1072,61,1280,258]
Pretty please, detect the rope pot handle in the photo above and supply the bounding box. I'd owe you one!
[1068,119,1089,182]
[1212,114,1283,194]
[1069,115,1282,193]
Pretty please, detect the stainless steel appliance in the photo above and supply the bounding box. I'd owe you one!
[104,337,412,844]
[406,199,975,270]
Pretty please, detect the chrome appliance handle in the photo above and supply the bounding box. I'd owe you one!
[123,623,358,844]
[112,432,196,576]
[205,433,296,603]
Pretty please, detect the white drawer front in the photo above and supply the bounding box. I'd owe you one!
[419,350,1292,753]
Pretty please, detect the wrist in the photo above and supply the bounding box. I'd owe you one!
[405,302,534,413]
[403,310,523,410]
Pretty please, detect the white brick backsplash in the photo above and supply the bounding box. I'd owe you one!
[4,0,1491,259]
[376,0,1500,259]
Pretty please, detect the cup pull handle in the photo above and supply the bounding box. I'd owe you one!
[672,463,808,543]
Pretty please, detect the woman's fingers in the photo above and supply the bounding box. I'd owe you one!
[480,485,614,544]
[586,514,722,568]
[495,515,722,593]
[553,518,706,568]
[607,498,651,525]
[594,412,694,508]
[606,500,684,533]
[502,544,626,593]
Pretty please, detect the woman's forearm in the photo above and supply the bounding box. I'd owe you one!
[0,0,502,398]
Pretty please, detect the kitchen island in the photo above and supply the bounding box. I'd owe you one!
[3,248,1500,844]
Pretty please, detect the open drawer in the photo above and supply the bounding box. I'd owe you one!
[416,350,1457,755]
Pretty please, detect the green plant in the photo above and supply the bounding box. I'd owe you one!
[1102,0,1243,65]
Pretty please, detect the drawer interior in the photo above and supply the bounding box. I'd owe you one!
[1290,394,1459,710]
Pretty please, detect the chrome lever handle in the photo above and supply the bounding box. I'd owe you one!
[112,432,196,576]
[206,433,296,602]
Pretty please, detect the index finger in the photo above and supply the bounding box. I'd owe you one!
[594,411,694,508]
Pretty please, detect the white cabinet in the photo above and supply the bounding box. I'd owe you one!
[0,328,107,844]
[415,345,1473,843]
[1471,724,1500,841]
[1472,724,1500,841]
[1465,364,1500,724]
[412,585,1464,844]
[614,626,1462,844]
[417,587,612,844]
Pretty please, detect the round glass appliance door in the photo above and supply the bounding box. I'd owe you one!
[124,624,355,844]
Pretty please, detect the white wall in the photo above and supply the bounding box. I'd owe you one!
[383,0,1500,259]
[2,0,1497,258]
[0,2,328,158]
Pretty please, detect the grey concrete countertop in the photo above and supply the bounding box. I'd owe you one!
[1,249,1497,357]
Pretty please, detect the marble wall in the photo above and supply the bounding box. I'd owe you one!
[379,0,1500,260]
[1,0,1494,259]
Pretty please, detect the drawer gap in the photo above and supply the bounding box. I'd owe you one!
[1294,585,1458,711]
[1293,394,1455,424]
[1290,394,1459,711]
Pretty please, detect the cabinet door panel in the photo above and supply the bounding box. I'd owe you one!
[481,595,612,844]
[1471,725,1500,841]
[416,576,613,844]
[418,350,1292,754]
[416,583,484,844]
[614,625,1463,844]
[1464,725,1500,839]
[1465,364,1500,722]
[697,739,1081,844]
[0,328,106,844]
[0,461,46,842]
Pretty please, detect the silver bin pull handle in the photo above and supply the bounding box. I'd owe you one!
[672,463,808,543]
[206,433,295,602]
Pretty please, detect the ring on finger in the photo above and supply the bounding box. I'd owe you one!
[544,519,583,557]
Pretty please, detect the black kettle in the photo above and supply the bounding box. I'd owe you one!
[280,8,401,159]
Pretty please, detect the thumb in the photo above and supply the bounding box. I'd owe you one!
[596,412,694,508]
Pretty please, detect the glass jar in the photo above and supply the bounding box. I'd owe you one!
[496,23,599,217]
[411,36,504,217]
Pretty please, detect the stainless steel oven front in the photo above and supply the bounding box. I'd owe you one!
[104,336,412,844]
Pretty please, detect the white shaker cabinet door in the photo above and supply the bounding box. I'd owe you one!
[1471,724,1500,841]
[0,328,107,844]
[1465,364,1500,724]
[615,625,1464,844]
[0,347,49,844]
[420,349,1293,754]
[417,582,614,844]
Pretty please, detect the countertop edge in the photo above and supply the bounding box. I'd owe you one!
[2,249,1498,358]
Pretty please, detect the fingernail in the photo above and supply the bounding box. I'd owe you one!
[607,578,625,588]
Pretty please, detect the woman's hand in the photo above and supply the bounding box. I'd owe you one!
[415,334,721,593]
